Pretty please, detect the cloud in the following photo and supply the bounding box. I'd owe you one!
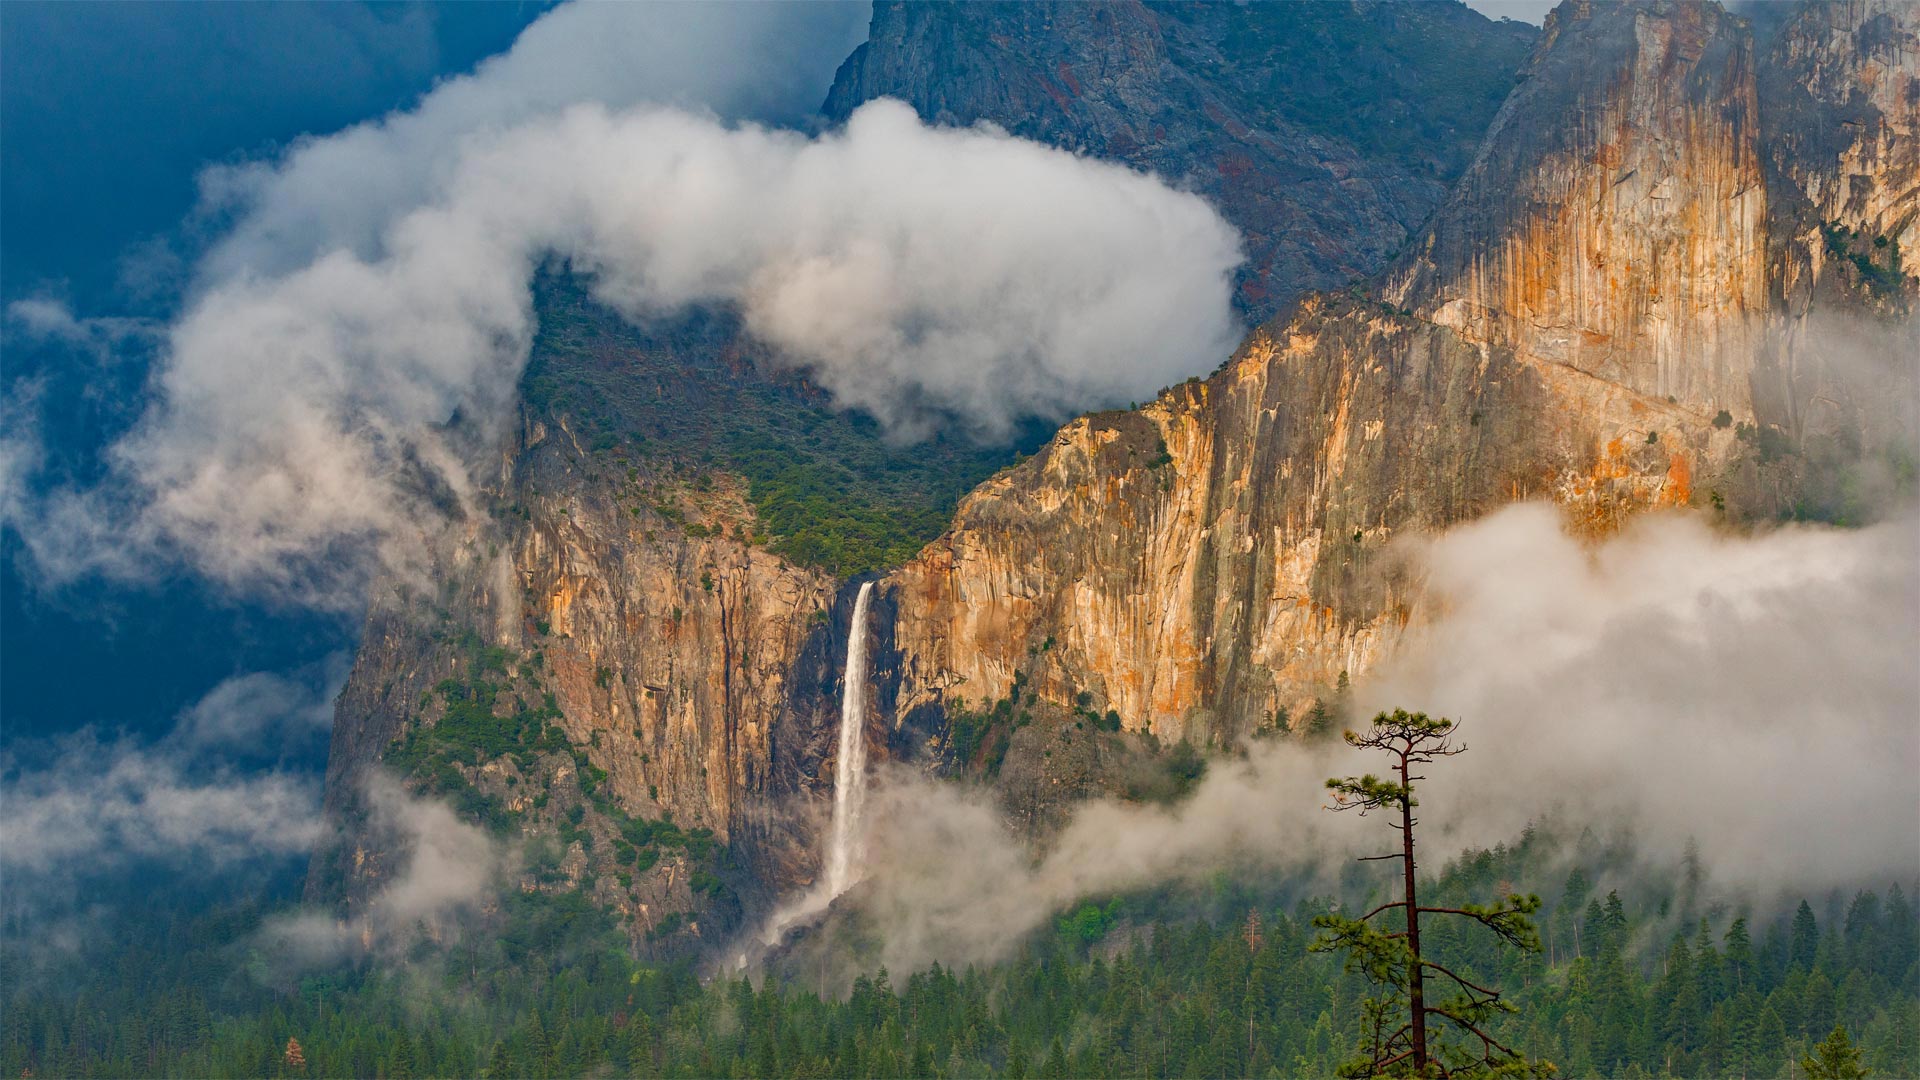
[0,744,323,874]
[192,1,872,286]
[842,748,1356,974]
[260,773,509,966]
[821,503,1919,973]
[1360,502,1920,891]
[8,98,1241,604]
[0,657,503,969]
[173,658,342,752]
[0,658,345,877]
[1463,0,1557,26]
[3,0,1239,606]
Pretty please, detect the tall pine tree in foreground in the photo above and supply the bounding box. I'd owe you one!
[1311,709,1554,1078]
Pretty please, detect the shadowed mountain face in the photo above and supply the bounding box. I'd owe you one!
[313,0,1916,949]
[825,0,1538,319]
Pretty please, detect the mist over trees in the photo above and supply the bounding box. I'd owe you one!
[7,820,1916,1079]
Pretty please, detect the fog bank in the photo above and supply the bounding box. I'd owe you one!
[831,504,1919,973]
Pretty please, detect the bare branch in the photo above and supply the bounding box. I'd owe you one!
[1420,959,1502,1001]
[1358,899,1407,922]
[1425,1004,1525,1059]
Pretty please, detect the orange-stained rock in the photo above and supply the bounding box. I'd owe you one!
[878,0,1916,743]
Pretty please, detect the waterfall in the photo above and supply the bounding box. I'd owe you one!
[733,581,876,966]
[823,581,875,897]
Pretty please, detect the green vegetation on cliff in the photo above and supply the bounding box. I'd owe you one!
[380,641,739,946]
[521,277,1052,577]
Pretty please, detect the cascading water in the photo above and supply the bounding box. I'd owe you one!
[733,581,876,966]
[822,581,875,897]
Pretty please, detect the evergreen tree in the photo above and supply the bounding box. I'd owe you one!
[1310,709,1553,1078]
[1802,1024,1869,1079]
[483,1040,510,1079]
[1556,870,1592,963]
[1724,917,1754,993]
[1884,885,1918,985]
[1793,901,1822,972]
[1601,891,1628,954]
[1041,1036,1067,1079]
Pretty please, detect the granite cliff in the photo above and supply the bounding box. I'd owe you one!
[311,0,1916,944]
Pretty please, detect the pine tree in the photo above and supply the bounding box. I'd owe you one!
[1005,1036,1029,1080]
[1802,1024,1869,1079]
[1804,971,1838,1040]
[1557,869,1592,963]
[1309,709,1553,1078]
[1845,891,1884,972]
[1602,891,1628,954]
[1725,917,1754,992]
[282,1037,305,1073]
[1041,1036,1068,1079]
[1793,901,1822,972]
[388,1031,416,1080]
[1884,885,1918,984]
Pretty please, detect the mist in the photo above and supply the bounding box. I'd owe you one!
[1365,502,1920,887]
[0,657,344,882]
[260,773,511,969]
[824,503,1920,974]
[7,83,1240,609]
[193,1,872,287]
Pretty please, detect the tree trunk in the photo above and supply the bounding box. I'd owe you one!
[1402,751,1427,1073]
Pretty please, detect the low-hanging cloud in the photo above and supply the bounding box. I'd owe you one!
[193,1,873,284]
[846,748,1356,974]
[8,97,1241,605]
[0,658,345,879]
[1362,502,1920,889]
[826,504,1919,973]
[260,773,510,968]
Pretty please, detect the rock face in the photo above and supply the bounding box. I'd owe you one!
[1761,0,1919,246]
[314,0,1916,936]
[825,0,1537,319]
[883,295,1717,745]
[878,0,1915,744]
[309,412,842,937]
[1384,0,1767,413]
[1752,0,1920,463]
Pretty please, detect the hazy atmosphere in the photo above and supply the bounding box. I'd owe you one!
[3,2,1915,1078]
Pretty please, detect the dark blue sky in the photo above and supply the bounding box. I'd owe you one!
[0,2,549,740]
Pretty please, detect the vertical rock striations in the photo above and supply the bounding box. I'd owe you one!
[309,413,841,938]
[1751,0,1919,471]
[1384,0,1768,414]
[313,1,1917,937]
[882,0,1913,745]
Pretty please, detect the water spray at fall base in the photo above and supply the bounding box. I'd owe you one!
[736,581,876,965]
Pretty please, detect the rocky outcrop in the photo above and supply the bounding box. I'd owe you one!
[884,293,1719,744]
[308,413,846,936]
[1751,0,1919,466]
[1384,0,1767,413]
[880,0,1915,745]
[314,0,1917,938]
[825,1,1536,319]
[1761,0,1918,250]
